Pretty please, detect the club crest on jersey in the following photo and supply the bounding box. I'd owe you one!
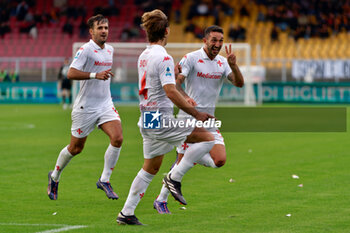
[198,59,204,63]
[165,67,172,77]
[217,60,223,67]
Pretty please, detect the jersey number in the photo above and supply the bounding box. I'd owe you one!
[139,71,148,99]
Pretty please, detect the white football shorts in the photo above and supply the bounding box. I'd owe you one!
[176,128,224,154]
[71,105,121,138]
[140,115,194,159]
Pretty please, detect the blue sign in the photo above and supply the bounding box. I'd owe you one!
[0,82,60,104]
[143,110,162,129]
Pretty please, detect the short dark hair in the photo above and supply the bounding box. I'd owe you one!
[87,14,108,29]
[204,25,224,38]
[141,9,169,43]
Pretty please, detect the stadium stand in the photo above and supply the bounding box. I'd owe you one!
[0,0,349,80]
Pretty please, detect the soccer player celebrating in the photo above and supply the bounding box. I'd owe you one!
[153,25,244,214]
[116,9,215,225]
[47,15,122,201]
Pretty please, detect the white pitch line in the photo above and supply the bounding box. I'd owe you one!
[0,223,88,233]
[36,225,87,233]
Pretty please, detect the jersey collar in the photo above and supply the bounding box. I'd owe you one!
[200,47,218,61]
[89,39,104,50]
[148,44,166,53]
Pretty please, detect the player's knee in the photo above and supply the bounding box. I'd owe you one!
[144,166,160,175]
[214,159,226,168]
[68,145,84,156]
[151,166,161,174]
[110,134,123,147]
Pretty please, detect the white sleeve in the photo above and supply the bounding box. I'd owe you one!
[70,47,88,71]
[179,54,192,77]
[158,56,176,86]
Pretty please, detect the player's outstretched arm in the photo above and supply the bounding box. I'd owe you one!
[163,84,213,121]
[225,44,244,88]
[67,68,114,81]
[176,74,197,106]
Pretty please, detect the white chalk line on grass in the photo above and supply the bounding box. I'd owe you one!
[36,225,87,233]
[0,223,88,233]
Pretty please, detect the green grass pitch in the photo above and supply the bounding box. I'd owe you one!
[0,104,349,233]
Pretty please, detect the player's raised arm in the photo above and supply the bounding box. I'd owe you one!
[67,67,114,80]
[225,44,244,88]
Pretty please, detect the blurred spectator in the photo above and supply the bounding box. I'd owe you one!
[319,24,330,39]
[270,25,279,42]
[228,25,246,42]
[219,0,234,16]
[187,1,198,20]
[304,25,311,39]
[16,1,28,21]
[62,19,73,36]
[79,18,88,38]
[172,0,182,24]
[256,5,265,22]
[212,5,221,25]
[184,19,204,39]
[0,69,9,82]
[54,0,67,8]
[66,6,79,19]
[0,22,11,38]
[292,26,306,41]
[94,3,119,17]
[239,5,249,17]
[120,23,141,41]
[29,24,37,39]
[197,1,209,16]
[8,70,19,83]
[41,11,53,25]
[136,0,157,13]
[34,9,44,25]
[193,24,204,39]
[58,58,71,109]
[133,11,142,27]
[184,19,196,33]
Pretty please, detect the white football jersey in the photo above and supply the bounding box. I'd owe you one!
[179,47,232,115]
[137,44,176,115]
[70,39,114,112]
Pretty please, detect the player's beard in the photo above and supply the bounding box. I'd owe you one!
[98,33,108,44]
[100,36,107,44]
[208,45,221,58]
